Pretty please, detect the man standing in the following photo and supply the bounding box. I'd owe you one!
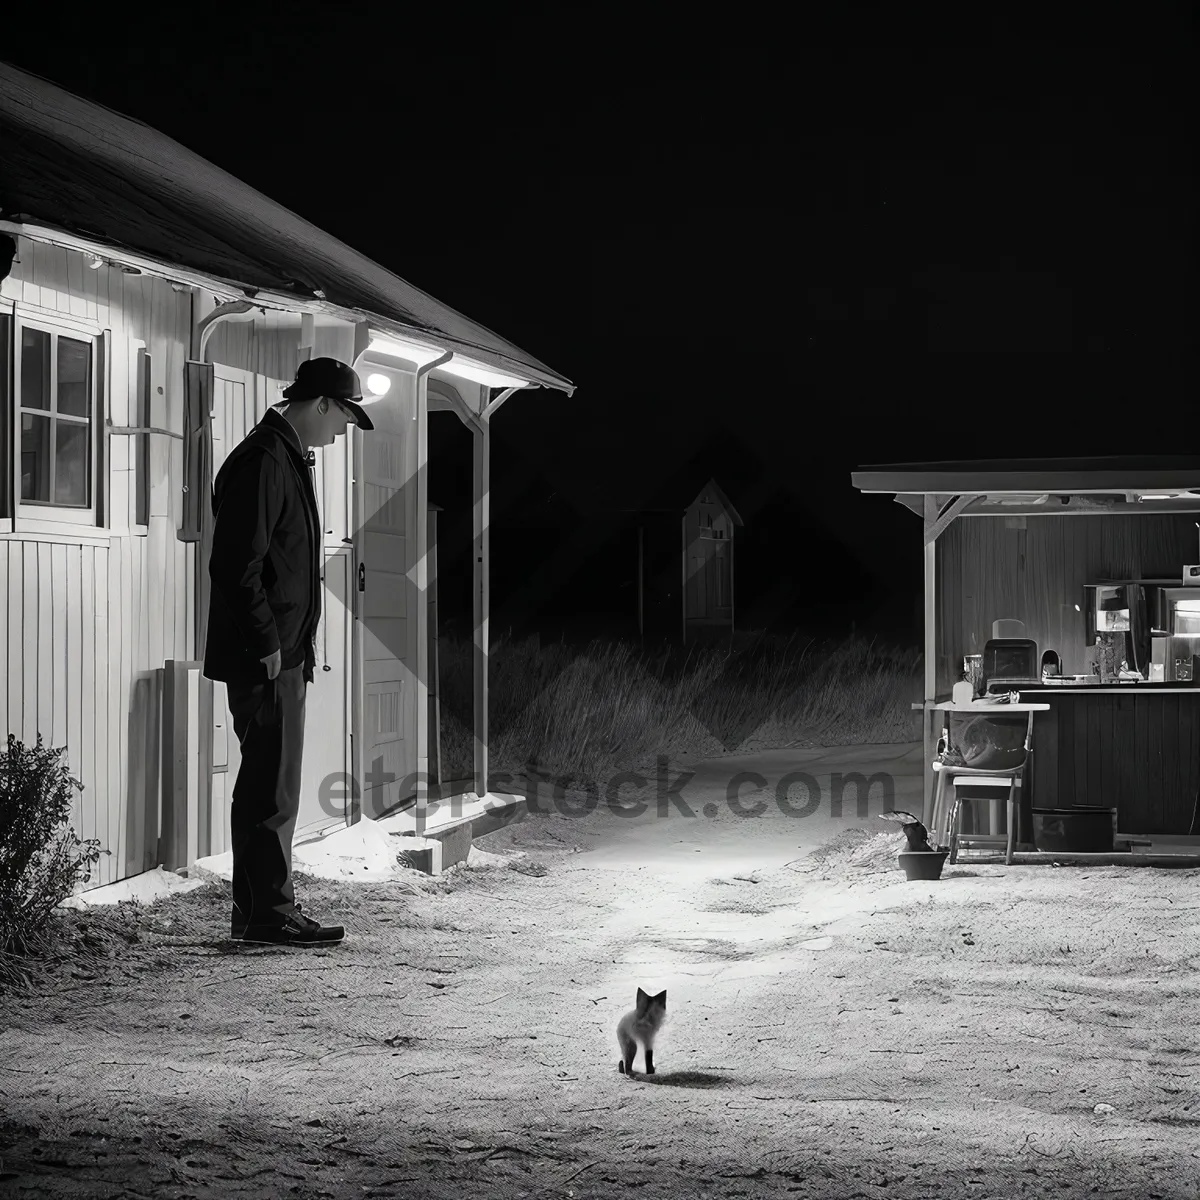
[203,358,373,946]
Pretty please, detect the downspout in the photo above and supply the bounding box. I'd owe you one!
[196,300,256,363]
[189,298,259,662]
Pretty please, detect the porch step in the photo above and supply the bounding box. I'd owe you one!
[379,791,528,876]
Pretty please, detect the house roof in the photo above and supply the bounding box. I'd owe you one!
[0,62,573,394]
[852,456,1200,496]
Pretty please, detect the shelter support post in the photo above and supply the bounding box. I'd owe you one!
[413,352,453,835]
[473,415,490,803]
[920,493,968,828]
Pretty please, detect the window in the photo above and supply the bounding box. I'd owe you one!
[0,311,10,521]
[134,347,150,527]
[11,313,102,525]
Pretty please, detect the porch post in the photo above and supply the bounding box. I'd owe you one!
[473,416,490,800]
[920,493,969,830]
[923,495,937,829]
[414,370,430,831]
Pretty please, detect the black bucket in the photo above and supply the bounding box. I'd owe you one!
[1031,807,1114,853]
[899,850,949,880]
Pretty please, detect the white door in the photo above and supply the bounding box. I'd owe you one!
[351,391,413,820]
[298,544,351,835]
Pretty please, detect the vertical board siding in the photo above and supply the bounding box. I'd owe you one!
[0,240,360,890]
[1032,691,1200,834]
[2,240,194,889]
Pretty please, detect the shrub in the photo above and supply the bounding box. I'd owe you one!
[0,733,100,957]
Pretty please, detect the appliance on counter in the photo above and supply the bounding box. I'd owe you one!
[1084,582,1163,679]
[982,638,1039,693]
[1155,588,1200,681]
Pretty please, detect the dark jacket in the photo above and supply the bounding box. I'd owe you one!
[203,408,321,686]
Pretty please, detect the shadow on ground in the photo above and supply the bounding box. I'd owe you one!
[634,1070,736,1089]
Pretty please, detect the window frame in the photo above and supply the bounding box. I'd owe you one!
[11,305,105,531]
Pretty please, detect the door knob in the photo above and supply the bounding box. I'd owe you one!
[358,562,366,592]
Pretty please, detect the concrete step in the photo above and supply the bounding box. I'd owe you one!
[379,792,528,875]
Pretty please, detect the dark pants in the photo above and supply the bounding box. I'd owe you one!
[226,664,308,931]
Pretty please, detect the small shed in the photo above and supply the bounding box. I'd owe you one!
[851,456,1200,853]
[630,476,744,643]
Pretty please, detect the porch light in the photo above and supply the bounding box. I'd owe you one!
[89,256,103,269]
[365,373,391,397]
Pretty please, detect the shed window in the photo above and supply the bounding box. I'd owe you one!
[4,311,104,527]
[0,312,10,519]
[19,323,95,510]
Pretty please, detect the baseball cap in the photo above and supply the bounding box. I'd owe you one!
[281,357,375,430]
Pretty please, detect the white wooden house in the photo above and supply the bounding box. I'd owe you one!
[0,62,573,889]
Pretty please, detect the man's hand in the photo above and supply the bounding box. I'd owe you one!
[260,649,282,680]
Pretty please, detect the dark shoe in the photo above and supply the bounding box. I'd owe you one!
[233,905,345,946]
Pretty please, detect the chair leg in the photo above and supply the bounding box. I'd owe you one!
[1005,778,1017,865]
[932,771,948,848]
[947,793,962,864]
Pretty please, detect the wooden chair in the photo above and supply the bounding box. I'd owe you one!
[930,709,1035,866]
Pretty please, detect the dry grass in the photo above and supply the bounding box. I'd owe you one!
[434,629,921,784]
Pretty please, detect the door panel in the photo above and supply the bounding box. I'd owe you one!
[299,546,350,833]
[353,386,415,820]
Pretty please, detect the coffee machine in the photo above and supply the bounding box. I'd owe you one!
[1157,588,1200,681]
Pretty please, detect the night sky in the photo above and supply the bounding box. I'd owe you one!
[5,8,1194,642]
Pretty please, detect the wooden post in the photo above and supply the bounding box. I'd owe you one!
[414,372,430,832]
[473,419,490,799]
[427,505,442,787]
[680,513,687,645]
[923,494,937,829]
[637,523,644,640]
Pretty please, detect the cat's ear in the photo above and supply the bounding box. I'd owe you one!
[653,990,667,1005]
[636,987,649,1009]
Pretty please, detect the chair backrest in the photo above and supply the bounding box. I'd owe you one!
[948,708,1034,771]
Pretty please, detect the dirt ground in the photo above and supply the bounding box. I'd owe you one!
[3,768,1200,1199]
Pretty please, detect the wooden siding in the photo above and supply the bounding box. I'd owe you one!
[1025,690,1200,836]
[2,237,193,888]
[936,514,1199,695]
[206,317,356,384]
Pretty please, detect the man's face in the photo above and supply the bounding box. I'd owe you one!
[316,398,354,446]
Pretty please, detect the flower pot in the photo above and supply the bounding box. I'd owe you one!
[898,850,949,881]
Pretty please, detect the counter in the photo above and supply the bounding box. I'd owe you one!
[1016,685,1200,838]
